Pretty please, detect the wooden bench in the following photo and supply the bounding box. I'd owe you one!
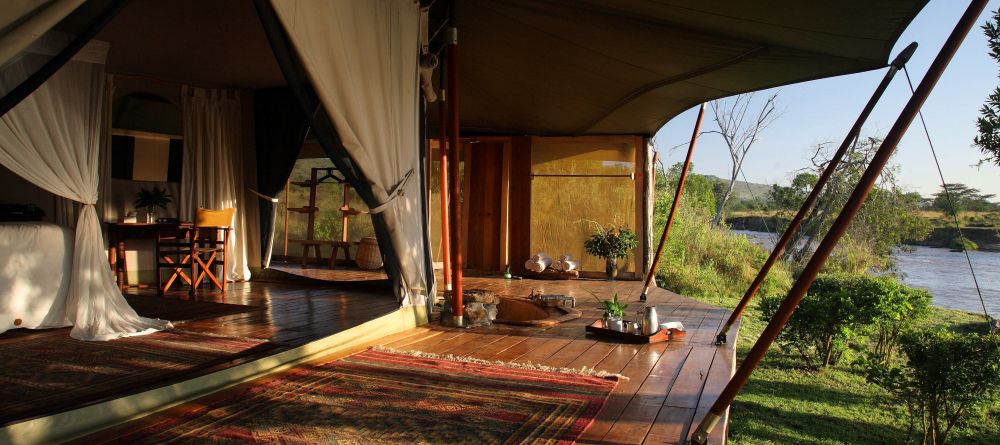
[289,239,353,269]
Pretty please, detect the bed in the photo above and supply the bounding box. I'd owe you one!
[0,222,73,334]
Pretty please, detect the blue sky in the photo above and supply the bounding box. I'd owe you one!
[653,1,1000,199]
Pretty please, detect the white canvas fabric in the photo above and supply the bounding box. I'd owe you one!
[271,0,430,306]
[180,86,251,282]
[0,0,83,70]
[0,42,170,340]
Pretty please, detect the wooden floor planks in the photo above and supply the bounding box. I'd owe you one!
[63,266,740,444]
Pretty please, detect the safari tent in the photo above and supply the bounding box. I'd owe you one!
[0,0,961,443]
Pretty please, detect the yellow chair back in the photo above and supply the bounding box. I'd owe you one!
[195,208,235,227]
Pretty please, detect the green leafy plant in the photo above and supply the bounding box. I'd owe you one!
[583,223,638,262]
[865,330,1000,444]
[760,274,930,369]
[134,186,172,212]
[590,291,629,318]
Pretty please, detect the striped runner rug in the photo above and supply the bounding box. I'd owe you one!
[107,347,620,444]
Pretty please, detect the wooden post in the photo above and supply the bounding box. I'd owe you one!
[690,2,986,442]
[714,41,918,345]
[447,23,463,326]
[639,103,705,302]
[282,179,289,257]
[341,183,350,243]
[650,151,659,204]
[439,87,452,291]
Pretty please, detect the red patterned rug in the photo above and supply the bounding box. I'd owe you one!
[0,329,270,424]
[107,348,620,444]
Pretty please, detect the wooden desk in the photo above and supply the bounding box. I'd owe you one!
[107,222,190,288]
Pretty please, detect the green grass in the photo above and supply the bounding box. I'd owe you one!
[686,288,1000,444]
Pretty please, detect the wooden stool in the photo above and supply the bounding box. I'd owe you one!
[291,240,325,268]
[328,241,353,269]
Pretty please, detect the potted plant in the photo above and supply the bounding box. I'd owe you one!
[591,291,629,331]
[134,186,172,223]
[584,223,638,280]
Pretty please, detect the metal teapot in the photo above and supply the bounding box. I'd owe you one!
[640,306,658,335]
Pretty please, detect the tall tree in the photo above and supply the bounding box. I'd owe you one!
[929,183,999,216]
[974,9,1000,166]
[707,92,781,225]
[785,137,930,273]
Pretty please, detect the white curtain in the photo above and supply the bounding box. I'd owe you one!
[272,0,430,305]
[0,41,170,340]
[180,87,251,282]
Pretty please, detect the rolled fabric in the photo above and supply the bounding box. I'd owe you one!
[552,260,565,271]
[528,253,552,271]
[560,260,578,271]
[524,259,546,273]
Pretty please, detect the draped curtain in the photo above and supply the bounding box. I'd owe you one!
[270,0,430,305]
[253,87,308,268]
[181,86,251,282]
[0,41,170,340]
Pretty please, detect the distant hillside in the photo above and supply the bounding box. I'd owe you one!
[701,174,772,201]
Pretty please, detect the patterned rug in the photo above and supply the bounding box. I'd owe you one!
[0,329,269,424]
[108,348,620,444]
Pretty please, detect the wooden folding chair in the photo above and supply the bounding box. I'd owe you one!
[156,208,233,295]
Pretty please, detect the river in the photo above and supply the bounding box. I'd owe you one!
[732,230,1000,317]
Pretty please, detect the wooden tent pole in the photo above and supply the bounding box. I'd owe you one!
[439,84,452,292]
[639,103,705,302]
[691,2,986,442]
[341,184,350,242]
[282,179,289,257]
[446,22,463,326]
[650,151,659,204]
[714,41,918,345]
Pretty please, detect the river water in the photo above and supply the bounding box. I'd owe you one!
[732,230,1000,317]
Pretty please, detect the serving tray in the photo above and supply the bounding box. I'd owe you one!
[585,319,673,343]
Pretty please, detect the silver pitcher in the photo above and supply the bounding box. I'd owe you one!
[641,306,658,335]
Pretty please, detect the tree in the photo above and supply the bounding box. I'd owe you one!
[784,137,931,273]
[929,183,999,216]
[768,172,817,211]
[974,9,1000,166]
[707,92,781,226]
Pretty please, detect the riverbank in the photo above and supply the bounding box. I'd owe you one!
[726,215,1000,251]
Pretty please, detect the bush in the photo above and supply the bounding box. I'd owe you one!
[866,330,1000,444]
[760,274,930,369]
[950,236,978,251]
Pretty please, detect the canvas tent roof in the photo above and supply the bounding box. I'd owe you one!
[435,0,927,136]
[87,0,927,137]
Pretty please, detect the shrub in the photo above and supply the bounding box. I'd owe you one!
[950,236,978,251]
[866,330,1000,444]
[760,274,930,369]
[871,282,932,364]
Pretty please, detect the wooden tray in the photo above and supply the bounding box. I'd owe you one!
[585,319,671,343]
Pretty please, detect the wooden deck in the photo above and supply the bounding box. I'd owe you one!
[83,266,737,444]
[0,270,399,427]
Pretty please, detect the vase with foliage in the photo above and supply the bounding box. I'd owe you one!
[584,223,638,280]
[590,291,629,331]
[134,186,172,223]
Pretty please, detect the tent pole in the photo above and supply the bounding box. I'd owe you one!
[690,2,986,442]
[714,41,918,345]
[446,21,463,327]
[639,103,705,302]
[439,86,452,292]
